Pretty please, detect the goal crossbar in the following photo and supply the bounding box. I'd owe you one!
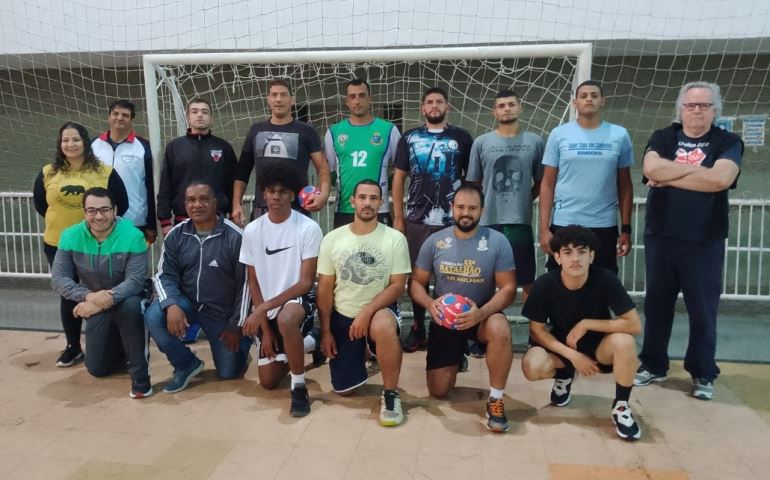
[142,43,593,185]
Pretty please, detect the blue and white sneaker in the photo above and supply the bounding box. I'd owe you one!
[182,323,202,344]
[691,378,714,400]
[633,366,667,386]
[163,357,204,393]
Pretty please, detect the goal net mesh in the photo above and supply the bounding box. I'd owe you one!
[150,56,581,159]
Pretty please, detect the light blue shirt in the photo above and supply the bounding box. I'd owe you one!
[543,121,633,228]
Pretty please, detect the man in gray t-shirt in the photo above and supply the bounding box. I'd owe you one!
[410,184,517,433]
[467,89,544,297]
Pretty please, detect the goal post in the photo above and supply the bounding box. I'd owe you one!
[142,43,593,187]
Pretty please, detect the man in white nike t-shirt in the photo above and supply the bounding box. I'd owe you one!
[239,160,324,417]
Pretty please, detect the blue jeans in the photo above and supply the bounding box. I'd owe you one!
[144,296,251,379]
[640,235,724,381]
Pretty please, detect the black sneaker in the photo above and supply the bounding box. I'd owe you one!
[485,397,510,433]
[550,372,576,407]
[612,400,641,441]
[401,329,427,353]
[130,381,153,399]
[56,345,84,368]
[310,328,326,367]
[459,354,469,373]
[468,340,485,359]
[290,384,311,417]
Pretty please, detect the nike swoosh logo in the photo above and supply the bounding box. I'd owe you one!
[265,246,292,255]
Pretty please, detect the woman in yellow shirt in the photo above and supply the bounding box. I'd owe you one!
[33,121,128,367]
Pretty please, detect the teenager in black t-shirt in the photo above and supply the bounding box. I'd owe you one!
[521,225,642,441]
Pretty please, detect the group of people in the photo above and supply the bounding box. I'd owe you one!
[33,77,742,441]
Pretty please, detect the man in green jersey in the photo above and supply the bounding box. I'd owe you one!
[324,79,401,228]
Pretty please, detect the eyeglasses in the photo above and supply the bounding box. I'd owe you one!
[84,207,114,216]
[682,103,714,111]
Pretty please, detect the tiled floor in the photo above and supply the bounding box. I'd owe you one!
[1,329,769,480]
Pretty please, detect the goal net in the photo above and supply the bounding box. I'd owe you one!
[142,44,592,187]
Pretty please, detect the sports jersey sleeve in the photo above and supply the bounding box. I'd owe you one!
[51,231,91,302]
[414,234,435,273]
[493,233,515,272]
[719,140,743,165]
[385,126,401,163]
[521,276,551,324]
[235,125,257,183]
[542,129,561,168]
[316,234,336,276]
[457,129,474,177]
[112,249,148,304]
[107,169,130,217]
[156,141,175,224]
[154,230,184,309]
[618,129,634,168]
[645,128,670,157]
[222,140,238,214]
[323,129,338,176]
[602,270,636,316]
[302,122,322,153]
[466,138,483,182]
[393,134,410,172]
[302,222,323,260]
[391,232,412,274]
[238,224,257,266]
[33,170,47,217]
[139,137,156,228]
[230,244,249,330]
[532,135,545,181]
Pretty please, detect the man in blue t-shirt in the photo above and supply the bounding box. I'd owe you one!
[634,82,743,402]
[539,80,634,274]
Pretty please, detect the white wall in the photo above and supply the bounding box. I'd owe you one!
[2,0,769,57]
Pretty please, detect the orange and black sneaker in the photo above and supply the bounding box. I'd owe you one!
[485,397,510,433]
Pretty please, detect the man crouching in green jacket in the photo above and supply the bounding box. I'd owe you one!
[52,186,151,399]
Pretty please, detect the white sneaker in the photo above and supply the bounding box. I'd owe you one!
[379,390,403,427]
[691,378,714,400]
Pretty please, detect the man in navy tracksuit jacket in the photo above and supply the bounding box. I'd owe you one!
[144,182,252,393]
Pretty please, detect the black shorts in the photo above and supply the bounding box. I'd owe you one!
[405,221,446,268]
[488,223,535,286]
[328,304,401,393]
[333,212,391,229]
[256,293,315,366]
[425,320,483,370]
[530,332,613,374]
